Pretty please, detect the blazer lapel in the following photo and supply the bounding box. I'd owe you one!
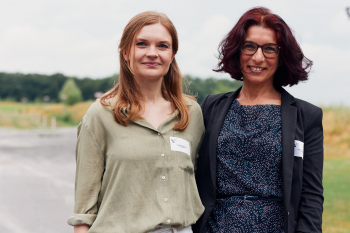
[280,88,297,208]
[208,87,241,187]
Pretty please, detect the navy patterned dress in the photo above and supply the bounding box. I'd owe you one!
[206,99,284,233]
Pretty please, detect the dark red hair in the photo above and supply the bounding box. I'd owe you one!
[214,7,312,87]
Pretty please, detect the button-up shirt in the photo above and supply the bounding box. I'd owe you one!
[67,97,205,233]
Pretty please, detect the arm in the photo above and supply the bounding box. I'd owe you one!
[74,225,90,233]
[191,100,205,172]
[297,108,324,232]
[67,121,105,229]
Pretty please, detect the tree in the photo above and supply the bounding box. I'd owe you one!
[183,75,241,104]
[212,79,242,95]
[58,79,83,105]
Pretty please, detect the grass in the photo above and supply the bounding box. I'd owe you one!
[321,106,350,232]
[323,106,350,159]
[0,101,93,128]
[1,101,350,231]
[323,158,350,232]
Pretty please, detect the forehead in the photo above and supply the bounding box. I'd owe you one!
[245,25,277,44]
[135,23,172,42]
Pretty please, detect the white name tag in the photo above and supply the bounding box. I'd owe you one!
[170,137,190,156]
[294,140,304,159]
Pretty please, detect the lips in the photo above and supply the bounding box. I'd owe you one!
[143,62,160,67]
[249,66,266,73]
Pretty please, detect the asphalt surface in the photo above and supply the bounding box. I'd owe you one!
[0,127,77,233]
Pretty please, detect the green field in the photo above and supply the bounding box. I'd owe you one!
[323,158,350,232]
[1,101,349,232]
[0,101,93,128]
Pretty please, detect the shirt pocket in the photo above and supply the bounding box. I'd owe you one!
[172,132,194,174]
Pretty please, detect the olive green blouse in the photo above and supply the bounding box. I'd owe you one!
[67,97,205,233]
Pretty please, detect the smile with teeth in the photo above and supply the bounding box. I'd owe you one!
[249,66,265,72]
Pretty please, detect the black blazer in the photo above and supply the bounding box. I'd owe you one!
[193,87,324,233]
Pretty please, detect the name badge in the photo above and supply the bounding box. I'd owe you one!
[170,137,190,156]
[294,140,304,159]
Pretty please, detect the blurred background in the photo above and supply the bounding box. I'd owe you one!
[0,0,349,232]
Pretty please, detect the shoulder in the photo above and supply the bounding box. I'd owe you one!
[83,101,111,121]
[294,98,323,120]
[281,87,322,123]
[184,96,197,106]
[183,96,204,131]
[203,92,232,105]
[201,91,236,113]
[295,98,322,113]
[184,96,201,114]
[293,98,323,132]
[77,101,116,150]
[80,101,114,132]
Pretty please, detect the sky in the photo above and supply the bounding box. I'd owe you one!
[1,0,349,106]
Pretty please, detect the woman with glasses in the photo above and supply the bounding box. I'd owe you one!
[193,7,323,233]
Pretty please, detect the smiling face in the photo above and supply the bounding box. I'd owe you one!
[124,23,174,84]
[240,25,279,87]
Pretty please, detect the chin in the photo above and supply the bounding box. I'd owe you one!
[143,73,166,80]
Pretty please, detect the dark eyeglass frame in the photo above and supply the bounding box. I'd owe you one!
[241,41,281,58]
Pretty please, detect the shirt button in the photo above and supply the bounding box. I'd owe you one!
[162,176,166,180]
[161,153,165,157]
[166,219,171,223]
[164,198,168,201]
[158,133,161,136]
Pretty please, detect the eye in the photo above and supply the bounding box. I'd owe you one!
[159,44,169,49]
[136,42,146,46]
[243,42,256,50]
[264,45,278,53]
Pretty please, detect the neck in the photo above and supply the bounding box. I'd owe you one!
[134,76,165,105]
[238,80,281,105]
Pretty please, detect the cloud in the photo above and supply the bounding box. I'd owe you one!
[301,42,350,78]
[0,24,119,77]
[328,9,350,35]
[177,15,232,77]
[0,0,349,104]
[285,42,350,105]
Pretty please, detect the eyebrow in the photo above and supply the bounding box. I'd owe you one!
[136,38,171,44]
[245,40,278,46]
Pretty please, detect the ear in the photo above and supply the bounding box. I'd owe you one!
[171,53,175,63]
[122,50,128,62]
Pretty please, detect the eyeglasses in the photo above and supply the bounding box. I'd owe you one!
[241,41,280,58]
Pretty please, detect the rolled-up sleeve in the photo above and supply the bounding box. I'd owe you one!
[67,121,105,226]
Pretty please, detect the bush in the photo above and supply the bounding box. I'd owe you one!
[58,79,83,106]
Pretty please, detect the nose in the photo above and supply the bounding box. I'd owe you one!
[252,47,265,63]
[147,45,158,58]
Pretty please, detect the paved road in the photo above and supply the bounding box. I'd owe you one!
[0,127,77,233]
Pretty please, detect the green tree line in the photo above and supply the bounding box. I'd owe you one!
[0,72,241,104]
[0,72,116,103]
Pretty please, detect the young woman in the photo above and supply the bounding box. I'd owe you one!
[193,7,324,233]
[67,11,204,233]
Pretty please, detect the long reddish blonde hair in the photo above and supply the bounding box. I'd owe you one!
[101,11,193,131]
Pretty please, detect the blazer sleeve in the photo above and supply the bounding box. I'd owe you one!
[297,107,324,233]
